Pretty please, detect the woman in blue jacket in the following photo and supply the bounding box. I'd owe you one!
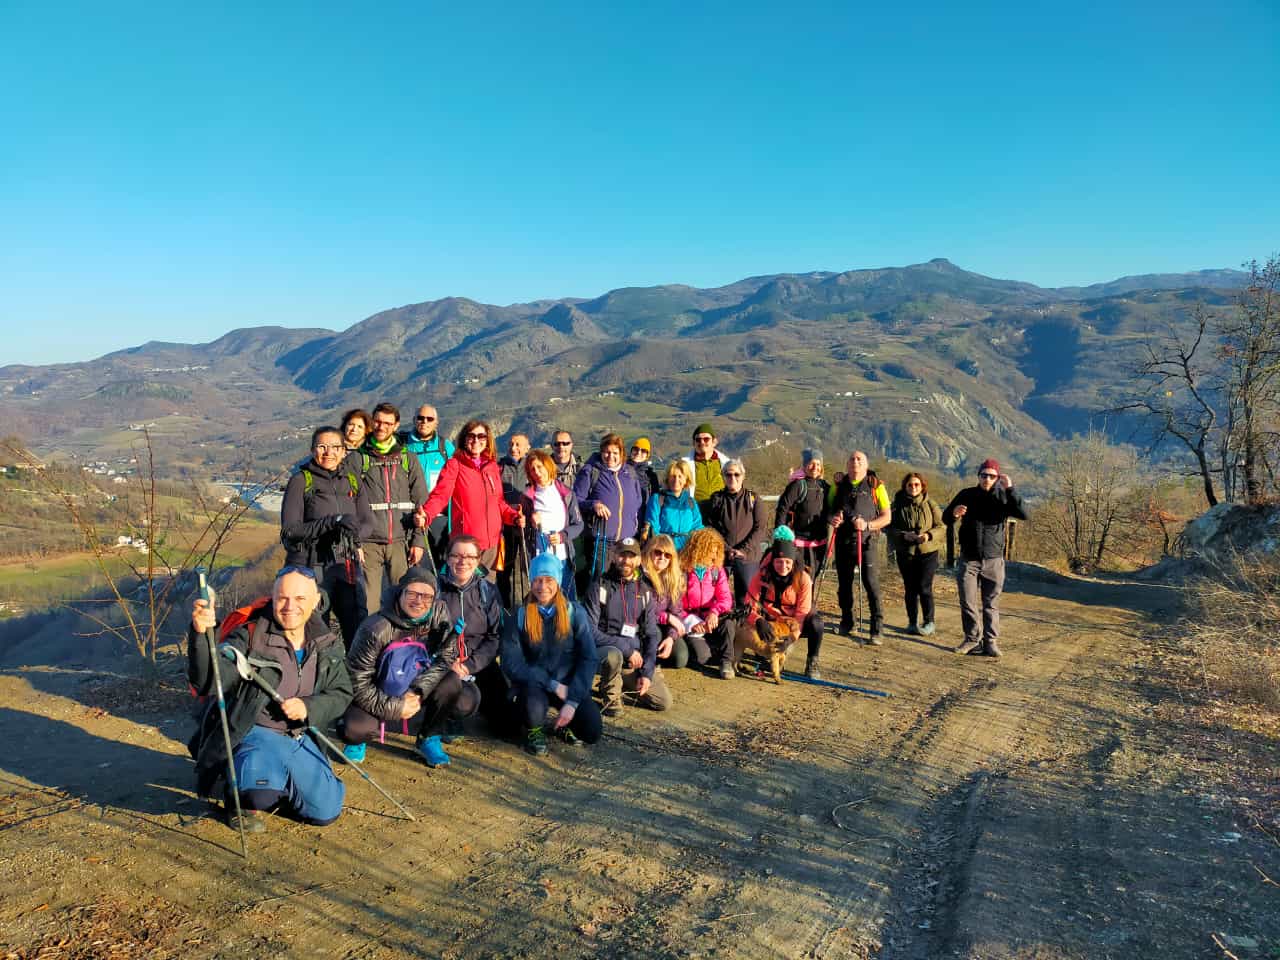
[500,553,601,756]
[643,459,703,550]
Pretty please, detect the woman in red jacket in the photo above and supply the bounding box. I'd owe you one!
[417,419,524,578]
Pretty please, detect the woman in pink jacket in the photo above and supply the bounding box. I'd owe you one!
[677,528,736,678]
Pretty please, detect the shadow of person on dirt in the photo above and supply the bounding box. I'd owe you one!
[0,706,194,820]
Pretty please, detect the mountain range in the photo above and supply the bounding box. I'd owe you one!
[0,259,1248,478]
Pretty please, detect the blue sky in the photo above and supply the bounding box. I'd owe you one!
[3,0,1277,365]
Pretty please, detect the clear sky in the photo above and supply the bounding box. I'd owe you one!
[3,1,1277,366]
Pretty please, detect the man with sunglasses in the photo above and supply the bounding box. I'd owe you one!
[943,459,1027,658]
[682,423,732,520]
[401,404,454,569]
[550,430,582,490]
[357,403,428,613]
[187,566,353,833]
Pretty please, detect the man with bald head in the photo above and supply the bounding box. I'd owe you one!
[187,566,353,833]
[831,450,892,648]
[401,403,455,568]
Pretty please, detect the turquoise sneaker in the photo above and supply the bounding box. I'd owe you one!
[418,735,451,768]
[342,742,366,764]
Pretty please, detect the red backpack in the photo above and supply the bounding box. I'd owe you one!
[189,597,272,701]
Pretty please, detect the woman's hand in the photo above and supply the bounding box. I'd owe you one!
[593,503,612,520]
[657,636,674,659]
[705,612,719,632]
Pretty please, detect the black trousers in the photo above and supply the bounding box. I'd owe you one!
[896,550,939,626]
[511,682,603,744]
[726,557,759,607]
[835,535,883,626]
[340,671,481,744]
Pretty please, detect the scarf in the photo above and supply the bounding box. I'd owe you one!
[369,435,396,455]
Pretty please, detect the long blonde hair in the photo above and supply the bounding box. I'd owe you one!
[642,534,685,602]
[521,589,571,646]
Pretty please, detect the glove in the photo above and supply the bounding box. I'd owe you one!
[453,616,466,635]
[756,618,776,645]
[334,514,359,535]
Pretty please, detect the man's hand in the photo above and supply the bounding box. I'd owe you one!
[998,474,1013,490]
[531,511,542,529]
[555,682,569,701]
[705,612,719,632]
[635,675,651,698]
[854,516,868,531]
[400,692,422,719]
[450,661,471,679]
[593,503,611,520]
[357,547,366,565]
[192,597,216,634]
[413,508,427,529]
[516,513,526,528]
[656,636,673,659]
[626,649,643,670]
[334,514,359,534]
[408,546,424,565]
[553,703,576,729]
[280,697,308,722]
[952,504,968,519]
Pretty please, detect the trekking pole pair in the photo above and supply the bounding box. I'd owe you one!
[218,646,417,822]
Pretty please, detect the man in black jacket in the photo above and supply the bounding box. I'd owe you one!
[187,567,353,833]
[942,459,1028,658]
[497,433,531,607]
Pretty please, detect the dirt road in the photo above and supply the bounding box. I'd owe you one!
[1,566,1276,959]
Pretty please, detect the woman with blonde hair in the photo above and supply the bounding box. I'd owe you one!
[500,554,601,756]
[643,459,703,550]
[642,534,689,669]
[677,528,736,677]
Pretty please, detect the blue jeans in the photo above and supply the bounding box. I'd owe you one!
[233,725,345,825]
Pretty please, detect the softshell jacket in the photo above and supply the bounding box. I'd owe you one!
[186,612,352,797]
[682,566,733,619]
[645,487,703,550]
[280,460,376,567]
[943,485,1028,561]
[832,474,890,551]
[420,451,521,552]
[400,431,455,494]
[889,491,945,558]
[775,476,833,545]
[498,455,526,507]
[520,481,585,563]
[583,570,661,679]
[682,448,733,502]
[704,488,766,562]
[353,439,428,550]
[345,589,454,722]
[745,568,814,628]
[500,600,599,710]
[573,455,644,542]
[435,567,505,674]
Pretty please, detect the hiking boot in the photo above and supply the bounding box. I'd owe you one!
[342,742,366,764]
[920,622,936,636]
[558,727,584,747]
[906,622,922,636]
[955,639,981,655]
[441,719,466,744]
[984,639,1002,658]
[805,656,821,680]
[720,662,735,680]
[865,621,883,646]
[602,700,623,717]
[417,735,451,768]
[524,726,548,756]
[838,613,853,636]
[227,808,266,834]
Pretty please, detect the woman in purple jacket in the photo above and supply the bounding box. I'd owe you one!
[572,432,644,588]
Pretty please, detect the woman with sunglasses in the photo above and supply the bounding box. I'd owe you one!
[417,419,525,578]
[641,534,689,669]
[888,473,946,637]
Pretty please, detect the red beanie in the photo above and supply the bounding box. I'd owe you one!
[979,458,1000,473]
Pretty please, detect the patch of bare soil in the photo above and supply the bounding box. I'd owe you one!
[0,567,1276,959]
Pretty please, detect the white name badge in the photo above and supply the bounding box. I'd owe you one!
[620,624,637,639]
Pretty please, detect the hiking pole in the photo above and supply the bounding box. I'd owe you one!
[854,532,864,639]
[196,566,248,859]
[218,646,417,822]
[780,670,890,698]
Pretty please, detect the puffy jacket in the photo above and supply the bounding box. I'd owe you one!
[943,485,1028,561]
[775,476,832,544]
[573,454,644,542]
[682,566,733,619]
[186,611,351,798]
[644,487,703,550]
[400,431,454,494]
[420,451,521,551]
[501,600,599,710]
[583,570,661,679]
[352,440,428,549]
[745,568,814,627]
[889,491,945,558]
[279,460,375,567]
[435,566,505,674]
[345,589,454,722]
[682,449,733,503]
[520,481,585,563]
[704,488,766,562]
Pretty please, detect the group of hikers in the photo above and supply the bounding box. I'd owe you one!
[187,402,1026,834]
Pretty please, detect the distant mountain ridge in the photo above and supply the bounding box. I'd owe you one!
[0,260,1250,477]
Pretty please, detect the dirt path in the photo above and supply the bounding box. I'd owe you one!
[1,566,1276,959]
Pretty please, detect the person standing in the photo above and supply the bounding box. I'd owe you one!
[550,430,582,490]
[683,423,732,519]
[643,459,703,550]
[356,403,427,614]
[572,433,644,589]
[704,458,766,605]
[831,451,892,644]
[520,450,585,600]
[340,409,372,456]
[774,449,833,580]
[629,437,661,506]
[496,433,532,606]
[943,459,1027,658]
[401,405,454,569]
[888,473,946,636]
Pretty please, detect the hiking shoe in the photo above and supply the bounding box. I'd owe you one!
[342,742,366,764]
[720,662,735,680]
[907,623,922,636]
[955,639,981,655]
[865,630,883,646]
[227,809,266,834]
[524,726,548,756]
[417,735,451,768]
[441,719,466,744]
[838,614,853,636]
[602,700,623,717]
[558,726,584,747]
[984,640,1002,658]
[805,656,822,680]
[921,622,936,636]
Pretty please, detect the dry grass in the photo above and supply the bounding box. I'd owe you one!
[1183,556,1280,710]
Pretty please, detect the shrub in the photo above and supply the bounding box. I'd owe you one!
[1183,556,1280,710]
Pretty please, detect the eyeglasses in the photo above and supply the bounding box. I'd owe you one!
[276,564,317,580]
[465,432,488,441]
[415,415,436,422]
[371,420,397,429]
[402,588,435,602]
[979,472,998,479]
[314,444,343,453]
[651,550,674,559]
[723,472,743,478]
[449,553,480,562]
[554,440,572,447]
[694,436,714,443]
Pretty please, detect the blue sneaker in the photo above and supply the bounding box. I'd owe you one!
[418,735,451,768]
[342,742,366,764]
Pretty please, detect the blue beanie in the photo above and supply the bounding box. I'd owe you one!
[529,553,563,584]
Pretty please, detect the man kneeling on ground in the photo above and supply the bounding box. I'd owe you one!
[187,566,353,833]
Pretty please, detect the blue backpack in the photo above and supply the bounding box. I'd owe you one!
[375,638,432,697]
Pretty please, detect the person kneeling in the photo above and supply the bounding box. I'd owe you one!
[584,537,672,715]
[187,566,353,833]
[339,568,479,769]
[501,554,602,756]
[746,538,825,679]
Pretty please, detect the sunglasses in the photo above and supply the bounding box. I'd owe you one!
[724,472,743,478]
[694,436,714,443]
[554,440,572,447]
[651,550,674,559]
[979,472,998,479]
[416,415,436,422]
[465,432,488,441]
[276,564,317,580]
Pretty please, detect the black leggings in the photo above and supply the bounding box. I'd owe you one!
[340,671,481,744]
[896,550,939,625]
[511,682,603,744]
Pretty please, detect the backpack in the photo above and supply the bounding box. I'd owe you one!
[375,638,432,697]
[188,597,272,701]
[360,450,412,479]
[300,467,360,504]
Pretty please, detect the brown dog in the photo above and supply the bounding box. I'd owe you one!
[734,616,799,683]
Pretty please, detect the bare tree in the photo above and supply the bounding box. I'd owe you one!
[1220,254,1280,505]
